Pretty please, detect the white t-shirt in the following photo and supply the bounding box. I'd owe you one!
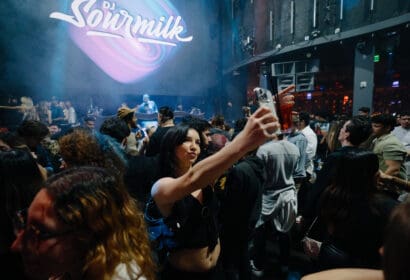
[301,126,318,175]
[392,126,410,151]
[113,261,146,280]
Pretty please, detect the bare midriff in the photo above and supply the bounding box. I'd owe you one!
[168,240,221,272]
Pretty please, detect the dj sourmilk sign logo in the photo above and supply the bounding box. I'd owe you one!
[50,0,193,83]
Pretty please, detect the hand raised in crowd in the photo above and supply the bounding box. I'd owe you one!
[277,84,296,108]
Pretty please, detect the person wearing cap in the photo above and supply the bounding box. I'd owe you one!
[117,106,139,156]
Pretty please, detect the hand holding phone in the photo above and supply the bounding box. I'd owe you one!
[254,85,296,132]
[253,87,278,119]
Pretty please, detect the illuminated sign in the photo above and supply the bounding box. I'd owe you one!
[50,0,193,83]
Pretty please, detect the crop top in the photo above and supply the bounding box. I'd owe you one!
[165,186,219,251]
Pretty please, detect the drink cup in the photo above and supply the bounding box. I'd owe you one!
[279,103,293,132]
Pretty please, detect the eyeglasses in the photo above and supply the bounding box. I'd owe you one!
[13,208,73,244]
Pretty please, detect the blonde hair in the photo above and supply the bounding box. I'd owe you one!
[20,96,34,107]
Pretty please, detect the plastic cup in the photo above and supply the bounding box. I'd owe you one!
[279,103,293,131]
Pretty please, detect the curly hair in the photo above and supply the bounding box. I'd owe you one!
[58,128,126,179]
[46,167,157,280]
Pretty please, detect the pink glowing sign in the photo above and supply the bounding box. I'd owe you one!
[50,0,193,83]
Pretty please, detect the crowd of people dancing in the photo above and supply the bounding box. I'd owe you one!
[0,87,409,280]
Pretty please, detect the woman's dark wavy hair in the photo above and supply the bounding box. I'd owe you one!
[319,151,379,231]
[159,124,199,177]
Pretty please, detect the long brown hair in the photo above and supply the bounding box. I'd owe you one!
[46,167,157,280]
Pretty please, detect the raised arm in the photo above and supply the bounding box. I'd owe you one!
[0,105,24,110]
[152,106,279,216]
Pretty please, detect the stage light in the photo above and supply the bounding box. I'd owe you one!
[374,54,380,62]
[392,80,399,88]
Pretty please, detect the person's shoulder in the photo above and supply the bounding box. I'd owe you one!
[151,126,172,138]
[257,140,276,150]
[302,268,383,280]
[383,134,407,149]
[283,139,298,148]
[303,126,317,136]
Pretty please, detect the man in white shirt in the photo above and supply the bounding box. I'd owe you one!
[392,112,410,152]
[391,111,410,179]
[298,112,318,181]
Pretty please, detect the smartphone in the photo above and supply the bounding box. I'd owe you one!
[253,87,278,119]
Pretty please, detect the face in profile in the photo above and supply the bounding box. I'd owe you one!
[371,122,387,137]
[202,129,212,147]
[11,189,86,280]
[338,120,350,143]
[85,120,95,129]
[175,128,200,167]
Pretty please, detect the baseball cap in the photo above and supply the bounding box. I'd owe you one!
[117,107,136,119]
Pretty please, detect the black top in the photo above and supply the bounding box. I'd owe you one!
[165,186,219,250]
[124,155,160,207]
[303,146,367,219]
[145,126,173,157]
[217,156,265,242]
